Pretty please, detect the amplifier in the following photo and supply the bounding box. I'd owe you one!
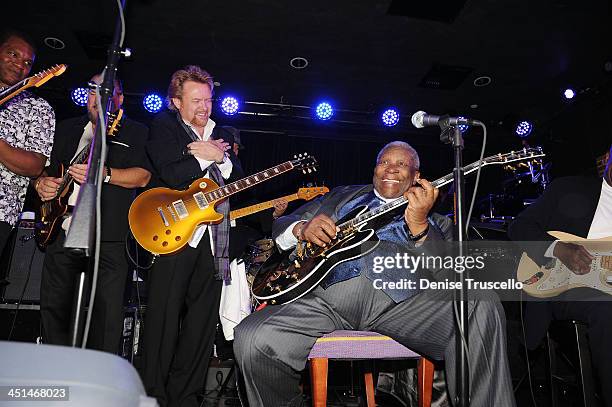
[1,219,45,303]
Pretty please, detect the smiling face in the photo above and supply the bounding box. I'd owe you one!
[0,35,35,87]
[172,80,213,131]
[373,146,420,199]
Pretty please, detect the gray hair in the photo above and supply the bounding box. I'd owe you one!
[376,141,420,170]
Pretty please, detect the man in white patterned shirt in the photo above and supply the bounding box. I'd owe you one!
[0,29,55,254]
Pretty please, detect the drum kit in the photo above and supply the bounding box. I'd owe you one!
[472,150,549,237]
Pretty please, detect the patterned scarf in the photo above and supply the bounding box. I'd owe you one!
[176,114,231,281]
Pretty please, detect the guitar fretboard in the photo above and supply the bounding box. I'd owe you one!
[203,161,295,202]
[0,79,28,99]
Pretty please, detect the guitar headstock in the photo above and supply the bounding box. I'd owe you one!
[297,186,330,200]
[482,147,546,167]
[107,109,124,137]
[25,64,68,88]
[291,153,318,174]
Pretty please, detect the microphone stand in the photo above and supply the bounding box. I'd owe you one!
[439,117,469,407]
[64,0,127,347]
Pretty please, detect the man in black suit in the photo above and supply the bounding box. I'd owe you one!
[34,73,151,353]
[508,146,612,406]
[142,65,241,407]
[234,141,516,407]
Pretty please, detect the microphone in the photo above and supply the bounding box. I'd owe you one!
[411,111,481,129]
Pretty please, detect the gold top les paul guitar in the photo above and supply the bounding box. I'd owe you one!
[129,154,318,255]
[518,232,612,297]
[0,64,67,106]
[229,186,329,221]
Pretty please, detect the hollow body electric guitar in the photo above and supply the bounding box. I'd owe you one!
[129,154,318,255]
[229,186,329,221]
[0,64,67,106]
[252,147,546,305]
[517,231,612,297]
[34,110,124,249]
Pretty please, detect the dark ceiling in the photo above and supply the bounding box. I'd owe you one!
[7,0,612,167]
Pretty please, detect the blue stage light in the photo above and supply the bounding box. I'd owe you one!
[143,93,163,113]
[515,121,533,138]
[315,102,334,121]
[220,96,240,116]
[71,87,88,107]
[381,108,400,127]
[457,116,469,133]
[563,88,576,99]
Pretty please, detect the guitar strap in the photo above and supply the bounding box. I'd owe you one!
[176,113,231,281]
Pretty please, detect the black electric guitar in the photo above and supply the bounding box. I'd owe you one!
[252,147,546,305]
[34,110,124,249]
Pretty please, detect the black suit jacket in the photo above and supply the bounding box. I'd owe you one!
[507,176,603,348]
[508,176,602,264]
[146,110,241,190]
[48,115,150,241]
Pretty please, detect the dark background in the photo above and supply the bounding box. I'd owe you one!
[6,0,612,212]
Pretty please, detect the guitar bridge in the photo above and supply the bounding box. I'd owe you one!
[157,207,170,227]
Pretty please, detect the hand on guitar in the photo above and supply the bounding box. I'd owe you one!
[68,163,90,184]
[403,178,439,237]
[553,241,595,275]
[293,214,338,248]
[35,176,63,201]
[187,139,230,163]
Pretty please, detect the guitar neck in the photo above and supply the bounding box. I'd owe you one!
[0,79,30,106]
[337,149,545,232]
[203,161,296,203]
[230,192,299,221]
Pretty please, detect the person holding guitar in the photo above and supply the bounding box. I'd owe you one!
[234,141,516,407]
[141,65,241,407]
[0,29,55,255]
[33,73,151,354]
[508,145,612,406]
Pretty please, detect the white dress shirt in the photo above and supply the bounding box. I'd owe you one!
[183,118,233,249]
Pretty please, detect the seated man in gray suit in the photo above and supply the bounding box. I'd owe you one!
[234,141,515,407]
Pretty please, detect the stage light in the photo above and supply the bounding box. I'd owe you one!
[563,88,576,99]
[314,102,334,121]
[381,108,400,127]
[457,116,469,133]
[71,87,88,106]
[143,93,163,113]
[220,96,240,116]
[515,121,533,138]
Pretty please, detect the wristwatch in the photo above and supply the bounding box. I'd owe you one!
[103,166,112,183]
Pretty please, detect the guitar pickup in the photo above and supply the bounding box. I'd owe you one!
[157,207,170,227]
[166,205,178,222]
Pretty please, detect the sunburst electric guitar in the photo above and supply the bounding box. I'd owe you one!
[252,147,546,305]
[229,186,329,221]
[517,231,612,297]
[129,154,318,255]
[35,110,124,249]
[0,64,67,106]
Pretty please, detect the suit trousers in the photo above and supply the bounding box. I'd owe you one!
[234,273,516,407]
[40,231,129,353]
[142,230,222,407]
